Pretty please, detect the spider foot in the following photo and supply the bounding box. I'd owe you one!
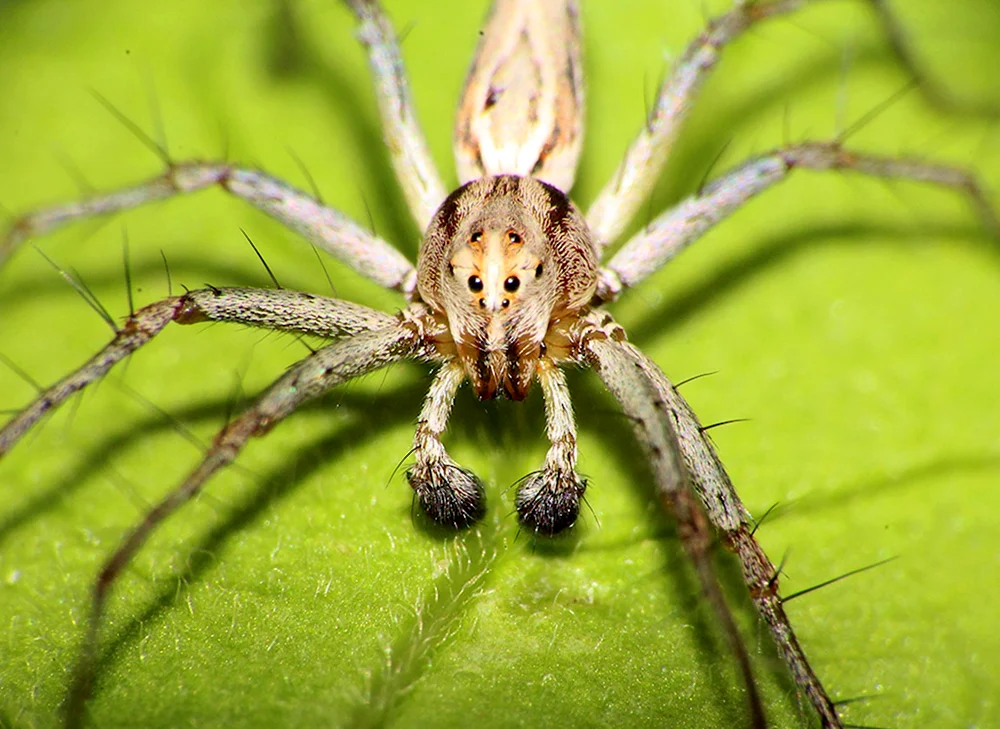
[515,467,587,536]
[407,459,486,528]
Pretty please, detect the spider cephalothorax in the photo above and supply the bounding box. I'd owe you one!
[405,174,597,534]
[417,174,596,401]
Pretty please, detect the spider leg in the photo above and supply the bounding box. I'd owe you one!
[581,312,844,728]
[599,141,999,298]
[345,0,449,230]
[585,0,819,249]
[0,287,402,457]
[1,164,417,292]
[453,0,584,194]
[515,360,587,534]
[628,341,843,728]
[60,320,425,728]
[408,360,487,528]
[582,328,767,729]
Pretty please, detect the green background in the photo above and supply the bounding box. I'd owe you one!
[1,0,998,727]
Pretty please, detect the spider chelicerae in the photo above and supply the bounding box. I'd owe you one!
[1,1,1000,728]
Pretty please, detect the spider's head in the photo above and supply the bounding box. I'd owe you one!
[418,175,598,400]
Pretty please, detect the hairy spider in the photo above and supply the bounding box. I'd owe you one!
[1,0,999,728]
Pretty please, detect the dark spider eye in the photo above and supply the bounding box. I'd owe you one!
[503,276,520,292]
[471,231,483,243]
[501,299,510,308]
[468,275,484,292]
[534,264,543,278]
[508,231,521,243]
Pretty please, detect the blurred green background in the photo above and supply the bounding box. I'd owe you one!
[1,0,998,727]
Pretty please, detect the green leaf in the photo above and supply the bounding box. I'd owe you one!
[1,1,998,727]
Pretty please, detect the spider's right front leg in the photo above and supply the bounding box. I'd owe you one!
[408,360,487,528]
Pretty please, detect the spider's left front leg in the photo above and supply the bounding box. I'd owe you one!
[579,314,844,728]
[581,322,767,729]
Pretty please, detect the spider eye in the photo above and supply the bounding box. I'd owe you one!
[503,276,520,292]
[508,231,521,243]
[471,231,483,243]
[468,275,484,292]
[534,264,543,278]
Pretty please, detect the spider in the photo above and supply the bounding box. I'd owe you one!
[1,0,1000,724]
